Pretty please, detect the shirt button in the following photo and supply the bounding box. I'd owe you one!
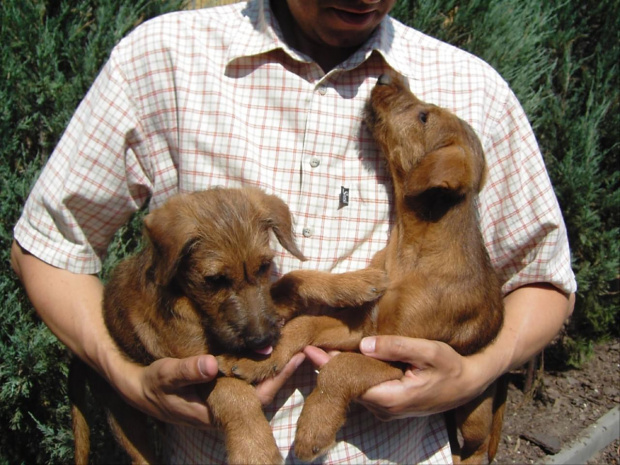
[302,227,312,238]
[317,85,327,95]
[309,157,321,168]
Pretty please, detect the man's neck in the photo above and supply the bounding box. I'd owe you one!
[270,1,359,73]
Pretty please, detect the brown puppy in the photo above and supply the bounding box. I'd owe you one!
[69,187,387,465]
[218,75,506,464]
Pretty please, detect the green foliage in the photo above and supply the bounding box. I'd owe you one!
[0,1,182,463]
[0,0,617,462]
[395,0,557,120]
[538,2,619,359]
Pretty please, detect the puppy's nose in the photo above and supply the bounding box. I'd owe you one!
[377,74,392,86]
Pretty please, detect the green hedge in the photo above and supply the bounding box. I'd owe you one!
[0,2,183,463]
[0,0,617,462]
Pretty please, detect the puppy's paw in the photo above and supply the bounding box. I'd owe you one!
[216,355,280,383]
[215,354,238,377]
[294,426,336,463]
[351,268,389,302]
[294,393,346,462]
[294,416,339,462]
[325,268,388,307]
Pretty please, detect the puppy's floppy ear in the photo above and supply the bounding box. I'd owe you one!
[253,189,306,262]
[405,144,474,198]
[143,197,198,285]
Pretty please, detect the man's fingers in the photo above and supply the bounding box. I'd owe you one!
[360,336,446,368]
[135,356,218,428]
[302,345,333,369]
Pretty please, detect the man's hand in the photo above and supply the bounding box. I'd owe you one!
[119,352,306,429]
[303,337,484,421]
[131,355,219,428]
[356,336,481,420]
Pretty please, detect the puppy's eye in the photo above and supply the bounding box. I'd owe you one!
[257,260,273,276]
[419,111,429,124]
[205,274,230,288]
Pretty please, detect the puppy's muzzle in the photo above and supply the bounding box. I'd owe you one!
[245,333,278,355]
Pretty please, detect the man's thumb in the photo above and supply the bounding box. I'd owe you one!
[162,355,219,388]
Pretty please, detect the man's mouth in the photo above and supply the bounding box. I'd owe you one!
[332,8,378,26]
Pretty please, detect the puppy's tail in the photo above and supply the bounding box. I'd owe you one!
[68,358,92,465]
[487,374,508,462]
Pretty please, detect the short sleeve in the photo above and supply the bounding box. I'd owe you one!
[478,88,576,295]
[13,48,153,274]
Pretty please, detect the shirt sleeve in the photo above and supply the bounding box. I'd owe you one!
[478,87,576,295]
[13,47,153,274]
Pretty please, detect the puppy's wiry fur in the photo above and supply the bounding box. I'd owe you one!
[69,187,388,464]
[104,188,305,362]
[218,75,506,464]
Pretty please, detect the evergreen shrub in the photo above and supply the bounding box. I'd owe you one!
[0,1,182,463]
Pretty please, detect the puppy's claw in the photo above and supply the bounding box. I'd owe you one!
[294,435,335,463]
[354,269,389,302]
[215,355,243,377]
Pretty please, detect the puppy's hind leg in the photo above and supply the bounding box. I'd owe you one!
[103,385,158,464]
[207,377,283,465]
[487,375,508,463]
[68,359,92,465]
[445,409,462,464]
[69,359,155,464]
[454,382,498,464]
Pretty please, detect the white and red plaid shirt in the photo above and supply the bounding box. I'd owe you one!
[15,0,576,463]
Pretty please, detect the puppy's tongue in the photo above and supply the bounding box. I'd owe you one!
[253,345,273,355]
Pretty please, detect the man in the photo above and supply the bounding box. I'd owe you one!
[12,0,575,462]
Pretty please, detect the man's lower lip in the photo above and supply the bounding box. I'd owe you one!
[332,9,376,26]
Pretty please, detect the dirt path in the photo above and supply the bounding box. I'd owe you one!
[494,339,619,464]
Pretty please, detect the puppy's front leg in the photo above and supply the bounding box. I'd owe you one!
[206,377,282,465]
[272,268,388,311]
[217,314,365,382]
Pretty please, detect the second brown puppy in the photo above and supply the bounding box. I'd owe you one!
[218,74,506,464]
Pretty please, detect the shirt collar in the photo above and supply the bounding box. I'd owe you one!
[226,0,411,78]
[226,0,311,66]
[367,16,412,78]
